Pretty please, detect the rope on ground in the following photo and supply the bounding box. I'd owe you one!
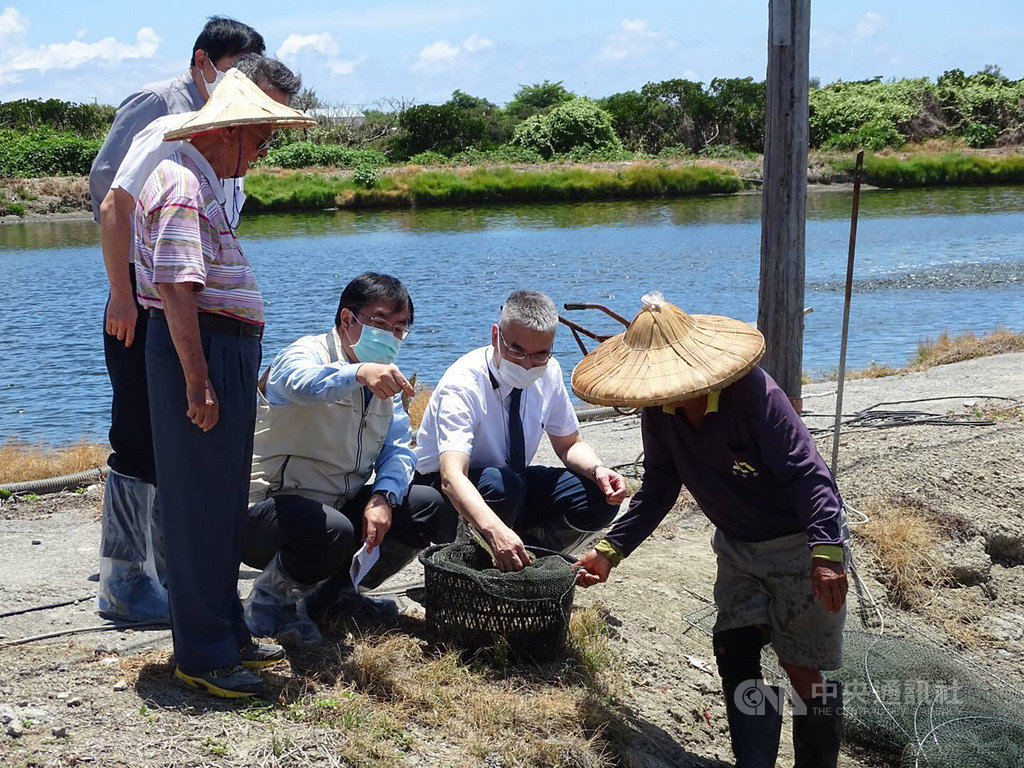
[0,594,95,619]
[0,619,169,647]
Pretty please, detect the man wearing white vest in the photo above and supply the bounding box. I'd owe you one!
[243,273,448,642]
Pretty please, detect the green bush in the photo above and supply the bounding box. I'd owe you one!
[0,128,101,177]
[263,142,387,169]
[1,201,26,216]
[408,151,449,166]
[352,164,381,188]
[448,145,546,165]
[657,146,693,159]
[962,121,998,148]
[512,99,621,159]
[822,119,905,151]
[0,98,114,138]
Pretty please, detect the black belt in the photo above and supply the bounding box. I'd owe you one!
[149,308,263,339]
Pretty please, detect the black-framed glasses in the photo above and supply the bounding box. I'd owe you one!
[355,311,411,340]
[498,328,550,364]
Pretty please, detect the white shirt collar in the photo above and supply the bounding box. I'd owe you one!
[485,346,513,400]
[180,141,226,205]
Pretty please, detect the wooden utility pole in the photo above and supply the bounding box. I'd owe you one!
[758,0,811,404]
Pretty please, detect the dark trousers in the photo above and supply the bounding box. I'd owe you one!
[103,265,155,484]
[419,465,618,550]
[241,484,447,584]
[146,315,260,673]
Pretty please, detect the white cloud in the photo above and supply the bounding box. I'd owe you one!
[0,6,26,37]
[598,18,676,61]
[277,32,364,78]
[0,9,160,84]
[462,33,494,53]
[278,33,340,59]
[412,34,494,73]
[813,12,890,53]
[854,12,887,40]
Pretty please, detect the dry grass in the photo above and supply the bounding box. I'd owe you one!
[913,327,1024,367]
[0,437,107,484]
[123,607,626,768]
[836,327,1024,381]
[854,500,947,608]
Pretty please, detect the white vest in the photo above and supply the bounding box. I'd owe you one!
[249,328,393,508]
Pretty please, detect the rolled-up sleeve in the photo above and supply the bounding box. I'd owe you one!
[544,375,581,437]
[89,90,168,218]
[433,387,478,458]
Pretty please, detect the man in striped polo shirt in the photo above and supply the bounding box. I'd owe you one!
[133,71,314,698]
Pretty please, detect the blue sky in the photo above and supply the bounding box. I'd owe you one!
[1,1,1022,108]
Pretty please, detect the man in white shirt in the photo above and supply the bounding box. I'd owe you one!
[415,291,628,572]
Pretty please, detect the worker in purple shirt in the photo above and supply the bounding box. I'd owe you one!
[572,294,848,768]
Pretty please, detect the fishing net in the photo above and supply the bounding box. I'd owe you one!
[840,628,1024,768]
[681,574,1024,768]
[418,543,578,660]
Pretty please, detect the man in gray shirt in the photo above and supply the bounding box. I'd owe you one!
[89,17,265,623]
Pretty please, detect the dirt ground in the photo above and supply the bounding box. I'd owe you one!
[1,353,1022,767]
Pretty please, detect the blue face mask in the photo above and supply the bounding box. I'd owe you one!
[351,323,402,364]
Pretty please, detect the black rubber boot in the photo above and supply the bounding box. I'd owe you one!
[724,681,784,768]
[792,681,843,768]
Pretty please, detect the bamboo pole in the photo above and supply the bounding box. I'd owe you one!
[830,150,865,477]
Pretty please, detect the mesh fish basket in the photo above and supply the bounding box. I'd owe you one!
[418,543,578,660]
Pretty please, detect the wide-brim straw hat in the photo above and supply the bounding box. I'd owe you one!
[571,293,765,407]
[163,69,315,141]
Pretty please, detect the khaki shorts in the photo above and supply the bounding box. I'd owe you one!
[711,529,847,671]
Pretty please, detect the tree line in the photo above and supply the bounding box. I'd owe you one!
[1,67,1022,178]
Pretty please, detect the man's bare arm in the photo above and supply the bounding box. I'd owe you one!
[156,282,218,431]
[99,188,139,346]
[438,451,530,572]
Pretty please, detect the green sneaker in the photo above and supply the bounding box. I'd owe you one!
[174,664,265,698]
[239,641,286,669]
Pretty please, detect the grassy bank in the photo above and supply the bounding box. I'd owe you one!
[840,327,1024,380]
[243,163,743,212]
[831,151,1024,188]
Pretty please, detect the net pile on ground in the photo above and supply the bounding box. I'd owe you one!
[418,543,578,660]
[840,628,1024,768]
[681,599,1024,767]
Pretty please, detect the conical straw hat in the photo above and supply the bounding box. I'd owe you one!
[163,69,315,140]
[571,292,765,407]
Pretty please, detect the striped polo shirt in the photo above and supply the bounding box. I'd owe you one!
[133,146,263,325]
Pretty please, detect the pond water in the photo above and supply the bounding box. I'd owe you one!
[1,185,1023,443]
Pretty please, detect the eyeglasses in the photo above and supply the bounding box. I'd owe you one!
[355,311,411,340]
[498,328,551,364]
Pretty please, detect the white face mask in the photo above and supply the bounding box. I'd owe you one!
[496,355,547,389]
[204,64,226,94]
